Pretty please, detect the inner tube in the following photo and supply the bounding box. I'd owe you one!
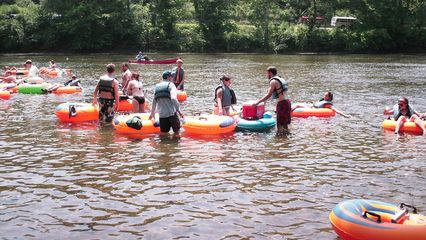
[0,83,18,94]
[183,115,236,135]
[291,107,335,118]
[330,199,426,240]
[18,83,49,94]
[382,119,426,134]
[53,86,82,94]
[55,102,99,122]
[113,113,160,134]
[39,67,62,77]
[118,97,133,112]
[0,90,11,100]
[26,77,44,84]
[177,90,187,102]
[236,112,276,131]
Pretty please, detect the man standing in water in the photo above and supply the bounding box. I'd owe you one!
[121,63,132,94]
[93,64,120,122]
[255,66,291,135]
[172,59,186,90]
[149,70,184,135]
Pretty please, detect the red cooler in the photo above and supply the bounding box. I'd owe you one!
[242,101,265,119]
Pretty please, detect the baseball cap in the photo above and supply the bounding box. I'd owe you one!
[162,70,172,79]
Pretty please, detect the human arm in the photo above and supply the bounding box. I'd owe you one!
[113,80,120,111]
[169,83,182,115]
[93,83,99,105]
[330,105,351,118]
[126,81,133,96]
[413,109,424,118]
[216,88,224,115]
[149,98,157,120]
[383,106,394,115]
[255,81,275,105]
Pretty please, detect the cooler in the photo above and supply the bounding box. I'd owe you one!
[242,101,265,119]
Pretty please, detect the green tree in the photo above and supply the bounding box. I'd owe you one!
[192,0,237,51]
[0,0,39,51]
[37,0,138,51]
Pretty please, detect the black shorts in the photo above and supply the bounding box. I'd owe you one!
[159,113,181,133]
[133,96,145,104]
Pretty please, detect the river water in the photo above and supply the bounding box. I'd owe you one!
[0,53,425,239]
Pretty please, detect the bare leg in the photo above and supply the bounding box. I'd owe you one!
[139,103,145,113]
[132,99,139,113]
[411,115,426,135]
[395,116,406,134]
[276,124,289,136]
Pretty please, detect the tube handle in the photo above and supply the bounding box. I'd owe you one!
[400,203,417,214]
[363,211,382,223]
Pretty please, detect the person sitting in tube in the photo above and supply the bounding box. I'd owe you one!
[214,75,237,116]
[291,91,351,118]
[46,75,83,93]
[384,97,426,135]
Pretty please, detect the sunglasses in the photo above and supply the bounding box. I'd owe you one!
[223,78,231,81]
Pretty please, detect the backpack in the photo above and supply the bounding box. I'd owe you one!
[126,116,143,130]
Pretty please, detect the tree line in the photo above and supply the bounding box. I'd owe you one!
[1,0,425,53]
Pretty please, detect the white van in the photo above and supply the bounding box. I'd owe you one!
[331,17,358,27]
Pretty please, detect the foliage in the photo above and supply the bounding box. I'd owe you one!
[0,0,425,53]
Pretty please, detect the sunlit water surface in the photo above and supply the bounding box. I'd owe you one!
[0,53,425,239]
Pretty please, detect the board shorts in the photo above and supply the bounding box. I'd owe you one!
[99,98,115,122]
[276,99,291,125]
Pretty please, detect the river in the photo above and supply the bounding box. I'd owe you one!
[0,53,425,239]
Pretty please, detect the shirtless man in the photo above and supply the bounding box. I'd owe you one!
[121,63,132,94]
[255,66,291,135]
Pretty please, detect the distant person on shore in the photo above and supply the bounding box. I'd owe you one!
[135,51,150,61]
[254,66,290,135]
[121,63,132,94]
[291,92,351,118]
[47,75,82,93]
[93,64,120,122]
[25,59,39,77]
[172,58,186,90]
[149,70,184,135]
[126,72,146,113]
[384,97,426,135]
[214,75,237,116]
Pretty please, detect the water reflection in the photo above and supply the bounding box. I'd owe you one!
[0,53,425,239]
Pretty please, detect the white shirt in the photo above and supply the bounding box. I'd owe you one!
[29,65,39,77]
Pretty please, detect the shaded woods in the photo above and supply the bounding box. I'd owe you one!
[1,0,425,53]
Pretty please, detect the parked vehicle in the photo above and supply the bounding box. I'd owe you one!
[331,16,358,27]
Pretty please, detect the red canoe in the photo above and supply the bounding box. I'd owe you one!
[128,58,178,65]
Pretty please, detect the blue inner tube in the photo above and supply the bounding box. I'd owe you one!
[237,112,276,131]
